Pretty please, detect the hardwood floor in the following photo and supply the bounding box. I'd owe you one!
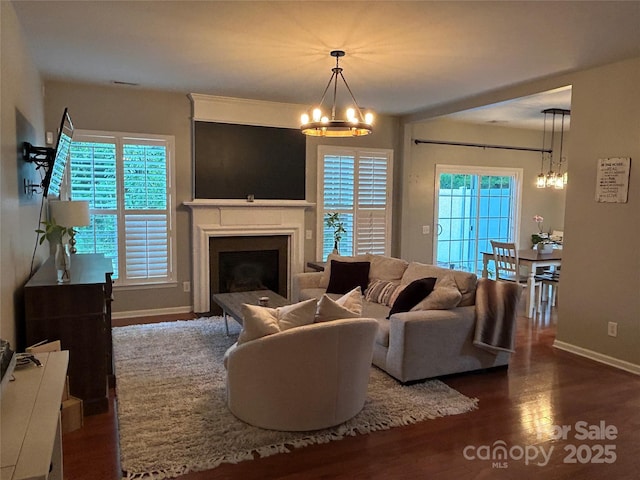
[63,308,640,480]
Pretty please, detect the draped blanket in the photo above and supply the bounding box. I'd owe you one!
[473,278,521,354]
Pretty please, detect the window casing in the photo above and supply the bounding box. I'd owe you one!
[67,130,176,286]
[317,146,393,261]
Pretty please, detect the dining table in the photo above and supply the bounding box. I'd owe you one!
[481,248,562,318]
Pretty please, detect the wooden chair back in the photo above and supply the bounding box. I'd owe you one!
[490,240,520,282]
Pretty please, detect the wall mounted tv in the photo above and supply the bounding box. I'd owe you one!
[46,108,74,198]
[23,107,74,198]
[194,121,306,200]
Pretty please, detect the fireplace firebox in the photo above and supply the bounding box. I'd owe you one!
[209,235,288,312]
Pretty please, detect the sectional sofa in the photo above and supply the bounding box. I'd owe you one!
[293,253,520,383]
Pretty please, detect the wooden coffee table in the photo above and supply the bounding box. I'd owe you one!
[211,289,290,335]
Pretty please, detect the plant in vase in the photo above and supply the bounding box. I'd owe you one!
[531,214,552,253]
[325,212,346,255]
[36,218,76,283]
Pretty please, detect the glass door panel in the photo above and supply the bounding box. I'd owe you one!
[435,166,522,275]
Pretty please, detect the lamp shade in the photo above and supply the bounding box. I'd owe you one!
[49,200,90,227]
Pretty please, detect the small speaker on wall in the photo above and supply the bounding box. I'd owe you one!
[194,121,306,200]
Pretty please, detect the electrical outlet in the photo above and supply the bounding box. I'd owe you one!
[183,281,191,293]
[305,229,313,240]
[607,322,617,337]
[422,225,430,235]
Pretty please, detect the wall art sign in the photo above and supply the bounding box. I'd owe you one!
[595,157,631,203]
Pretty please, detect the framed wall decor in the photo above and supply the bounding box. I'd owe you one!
[595,157,631,203]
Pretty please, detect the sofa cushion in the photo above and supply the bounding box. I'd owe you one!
[364,279,400,306]
[326,260,371,294]
[388,277,437,318]
[238,298,317,345]
[411,274,462,311]
[319,253,369,288]
[316,289,363,322]
[298,287,326,301]
[400,262,477,307]
[367,254,409,282]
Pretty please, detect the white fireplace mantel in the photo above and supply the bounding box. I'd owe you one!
[184,200,315,312]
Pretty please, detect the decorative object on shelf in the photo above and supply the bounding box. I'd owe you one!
[36,217,76,282]
[536,108,570,189]
[54,243,72,283]
[48,200,90,254]
[325,212,346,254]
[300,50,374,137]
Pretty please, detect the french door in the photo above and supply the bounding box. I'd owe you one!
[434,165,522,275]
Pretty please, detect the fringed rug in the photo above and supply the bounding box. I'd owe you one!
[113,317,478,479]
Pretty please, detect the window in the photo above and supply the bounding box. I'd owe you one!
[317,146,393,261]
[434,165,522,274]
[68,131,176,286]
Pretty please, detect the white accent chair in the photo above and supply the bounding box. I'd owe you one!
[491,240,543,316]
[226,318,378,431]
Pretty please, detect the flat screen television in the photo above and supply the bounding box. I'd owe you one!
[43,108,74,198]
[194,121,306,200]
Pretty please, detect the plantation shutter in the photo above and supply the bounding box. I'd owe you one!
[319,147,392,261]
[322,154,355,258]
[355,153,389,255]
[123,139,170,280]
[69,137,120,278]
[68,131,174,285]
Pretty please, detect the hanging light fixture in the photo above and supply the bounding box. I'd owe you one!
[300,50,374,137]
[537,108,570,189]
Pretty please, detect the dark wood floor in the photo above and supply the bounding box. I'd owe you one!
[63,307,640,480]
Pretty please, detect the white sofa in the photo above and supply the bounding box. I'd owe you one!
[226,317,378,431]
[293,254,517,383]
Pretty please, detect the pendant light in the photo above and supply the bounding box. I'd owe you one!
[300,50,374,137]
[537,108,570,189]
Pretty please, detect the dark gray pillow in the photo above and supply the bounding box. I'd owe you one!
[326,260,371,294]
[387,277,437,318]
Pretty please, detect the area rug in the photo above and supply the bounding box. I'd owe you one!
[113,317,478,479]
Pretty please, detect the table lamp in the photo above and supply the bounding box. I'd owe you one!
[49,200,90,254]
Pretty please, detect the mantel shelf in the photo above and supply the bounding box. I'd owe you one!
[183,199,315,209]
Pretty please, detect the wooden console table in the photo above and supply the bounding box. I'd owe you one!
[24,253,113,415]
[1,351,69,480]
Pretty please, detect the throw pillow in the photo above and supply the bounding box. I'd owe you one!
[365,279,400,306]
[237,298,317,345]
[388,283,406,307]
[411,274,462,311]
[326,260,371,294]
[316,287,363,322]
[387,277,437,318]
[319,253,369,288]
[367,254,409,282]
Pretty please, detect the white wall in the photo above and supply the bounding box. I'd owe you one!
[1,2,47,347]
[554,57,640,370]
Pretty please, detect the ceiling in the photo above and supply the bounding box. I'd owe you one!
[11,1,640,128]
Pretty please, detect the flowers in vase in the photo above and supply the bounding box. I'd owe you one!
[531,214,550,248]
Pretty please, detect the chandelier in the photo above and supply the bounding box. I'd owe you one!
[536,108,570,189]
[300,50,374,137]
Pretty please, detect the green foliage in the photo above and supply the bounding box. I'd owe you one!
[36,218,75,245]
[325,212,346,243]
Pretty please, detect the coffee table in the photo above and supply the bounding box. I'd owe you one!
[211,289,290,335]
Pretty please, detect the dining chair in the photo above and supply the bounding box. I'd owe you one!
[490,240,543,315]
[535,269,560,307]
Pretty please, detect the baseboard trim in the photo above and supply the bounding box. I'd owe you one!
[112,306,193,320]
[553,340,640,375]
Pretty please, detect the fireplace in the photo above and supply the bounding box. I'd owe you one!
[210,235,288,298]
[184,199,313,313]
